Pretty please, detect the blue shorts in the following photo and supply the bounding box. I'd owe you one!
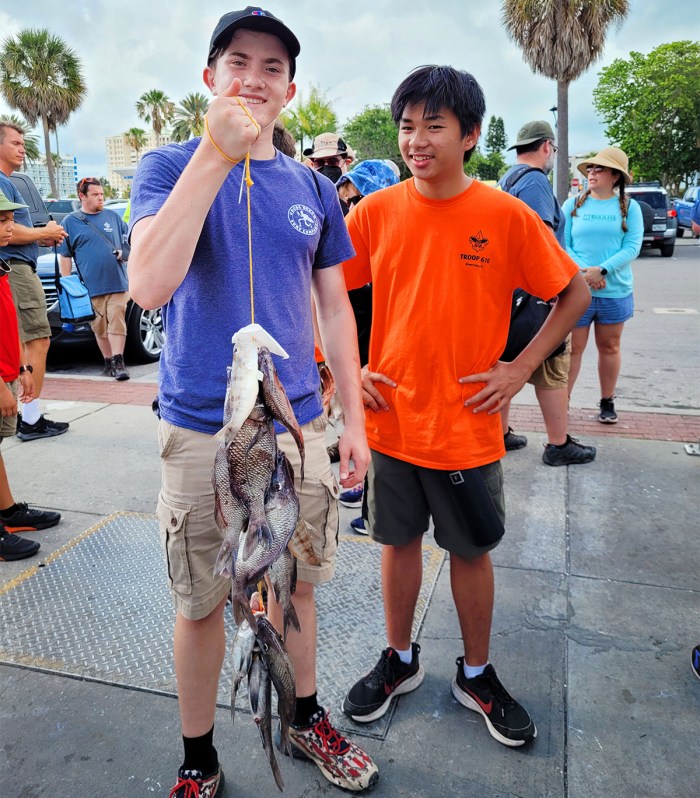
[576,294,634,327]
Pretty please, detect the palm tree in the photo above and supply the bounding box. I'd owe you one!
[281,85,337,155]
[171,92,209,142]
[124,127,148,163]
[0,29,86,198]
[502,0,630,202]
[0,113,41,165]
[136,89,175,147]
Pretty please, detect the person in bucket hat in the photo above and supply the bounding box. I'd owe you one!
[563,146,643,424]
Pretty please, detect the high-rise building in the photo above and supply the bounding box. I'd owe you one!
[105,130,173,195]
[23,155,79,198]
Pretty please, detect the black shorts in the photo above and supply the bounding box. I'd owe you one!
[366,449,505,560]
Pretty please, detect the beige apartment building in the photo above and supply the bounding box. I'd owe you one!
[105,130,172,195]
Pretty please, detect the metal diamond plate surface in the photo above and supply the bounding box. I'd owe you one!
[0,512,444,740]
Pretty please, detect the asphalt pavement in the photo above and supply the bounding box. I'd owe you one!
[1,239,699,798]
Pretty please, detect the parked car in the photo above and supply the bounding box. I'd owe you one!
[103,199,129,219]
[45,198,80,224]
[673,185,700,237]
[7,171,164,363]
[626,182,677,258]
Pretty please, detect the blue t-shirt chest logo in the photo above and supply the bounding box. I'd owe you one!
[288,204,319,236]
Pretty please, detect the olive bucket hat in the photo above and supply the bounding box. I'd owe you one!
[0,189,27,212]
[577,147,631,184]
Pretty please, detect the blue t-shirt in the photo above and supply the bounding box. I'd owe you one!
[498,165,564,246]
[59,209,129,297]
[561,194,643,298]
[0,172,39,266]
[130,142,355,435]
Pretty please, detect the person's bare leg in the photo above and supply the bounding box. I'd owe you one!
[594,322,625,398]
[94,335,113,359]
[535,386,569,445]
[267,580,317,697]
[450,552,494,665]
[174,596,227,737]
[501,399,511,436]
[23,337,50,396]
[382,537,423,649]
[567,326,591,398]
[108,333,127,358]
[0,454,15,510]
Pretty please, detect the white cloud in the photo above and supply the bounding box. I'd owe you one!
[1,0,697,183]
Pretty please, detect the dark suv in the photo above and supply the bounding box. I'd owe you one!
[7,171,164,362]
[626,182,677,258]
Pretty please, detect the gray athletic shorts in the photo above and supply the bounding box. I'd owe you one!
[366,449,506,560]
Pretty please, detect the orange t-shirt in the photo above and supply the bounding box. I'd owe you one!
[343,178,578,470]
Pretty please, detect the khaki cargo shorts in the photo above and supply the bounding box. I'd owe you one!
[91,292,129,338]
[8,260,51,343]
[156,414,339,620]
[0,380,18,442]
[528,333,572,390]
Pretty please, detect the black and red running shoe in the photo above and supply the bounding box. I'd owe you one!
[343,643,424,723]
[452,659,536,747]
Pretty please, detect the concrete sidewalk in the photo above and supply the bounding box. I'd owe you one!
[1,390,698,798]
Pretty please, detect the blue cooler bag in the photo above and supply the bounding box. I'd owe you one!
[53,250,95,323]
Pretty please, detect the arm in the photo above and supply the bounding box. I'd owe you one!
[59,255,73,277]
[128,78,260,310]
[596,201,644,273]
[461,270,590,414]
[311,264,370,487]
[8,220,66,246]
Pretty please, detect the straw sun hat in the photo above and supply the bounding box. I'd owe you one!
[577,146,631,185]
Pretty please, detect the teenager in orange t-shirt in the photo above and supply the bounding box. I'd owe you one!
[341,66,590,748]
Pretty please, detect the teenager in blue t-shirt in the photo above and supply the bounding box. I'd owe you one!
[563,147,643,424]
[128,7,376,795]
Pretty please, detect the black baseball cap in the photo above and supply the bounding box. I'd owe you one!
[208,7,301,79]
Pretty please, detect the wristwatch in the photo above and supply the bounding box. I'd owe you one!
[599,268,608,276]
[19,364,33,374]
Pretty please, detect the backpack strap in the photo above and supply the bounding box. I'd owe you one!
[500,165,545,195]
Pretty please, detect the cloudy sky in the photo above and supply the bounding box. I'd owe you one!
[1,0,697,182]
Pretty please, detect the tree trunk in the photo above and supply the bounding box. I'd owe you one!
[556,80,569,204]
[42,115,58,198]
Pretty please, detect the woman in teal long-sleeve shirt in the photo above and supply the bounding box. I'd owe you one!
[562,147,643,424]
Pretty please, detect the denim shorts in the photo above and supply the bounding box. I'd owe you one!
[576,294,634,327]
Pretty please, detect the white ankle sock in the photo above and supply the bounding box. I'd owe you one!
[394,646,413,665]
[21,399,41,425]
[464,662,487,680]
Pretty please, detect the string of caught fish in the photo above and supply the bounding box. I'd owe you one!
[209,107,317,790]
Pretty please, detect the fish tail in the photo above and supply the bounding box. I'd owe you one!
[283,601,301,639]
[233,597,259,633]
[268,743,285,792]
[213,540,236,578]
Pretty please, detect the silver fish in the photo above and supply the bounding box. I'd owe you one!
[258,347,305,480]
[248,645,285,791]
[230,619,256,725]
[267,546,300,639]
[226,399,277,552]
[215,336,260,445]
[212,445,248,578]
[230,450,299,633]
[256,617,296,761]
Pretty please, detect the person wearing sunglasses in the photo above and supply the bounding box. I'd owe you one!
[562,147,644,424]
[304,132,355,199]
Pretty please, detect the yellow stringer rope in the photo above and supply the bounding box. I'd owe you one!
[204,101,259,323]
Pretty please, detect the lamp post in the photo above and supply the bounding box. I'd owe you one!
[549,106,558,188]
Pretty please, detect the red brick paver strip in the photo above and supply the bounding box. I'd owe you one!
[43,376,700,443]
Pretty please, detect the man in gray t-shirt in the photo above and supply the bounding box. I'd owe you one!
[498,120,596,467]
[59,177,130,380]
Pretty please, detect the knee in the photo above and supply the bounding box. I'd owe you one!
[597,339,621,356]
[293,580,315,600]
[27,337,50,357]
